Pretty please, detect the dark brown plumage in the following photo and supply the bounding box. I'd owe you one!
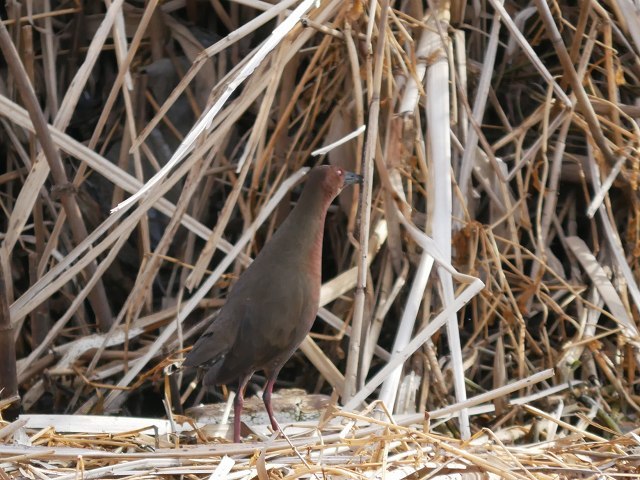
[183,165,362,442]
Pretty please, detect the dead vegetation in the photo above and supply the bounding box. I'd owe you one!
[1,0,640,477]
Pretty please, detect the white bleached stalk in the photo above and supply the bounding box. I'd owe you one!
[454,6,502,226]
[586,155,625,218]
[377,252,434,410]
[311,125,366,156]
[426,16,470,436]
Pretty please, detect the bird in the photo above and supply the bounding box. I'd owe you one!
[183,165,362,442]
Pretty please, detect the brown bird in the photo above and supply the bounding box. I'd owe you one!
[184,165,362,442]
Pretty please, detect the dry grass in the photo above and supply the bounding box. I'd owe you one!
[1,0,640,476]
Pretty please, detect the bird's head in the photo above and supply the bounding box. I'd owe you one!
[309,165,363,200]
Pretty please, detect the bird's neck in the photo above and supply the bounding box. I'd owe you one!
[272,186,333,275]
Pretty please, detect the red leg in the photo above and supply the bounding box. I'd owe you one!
[233,374,251,443]
[262,371,281,432]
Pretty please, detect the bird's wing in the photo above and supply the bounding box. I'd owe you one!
[235,266,312,363]
[183,260,314,380]
[183,308,241,369]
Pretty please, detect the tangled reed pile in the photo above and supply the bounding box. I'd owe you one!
[1,0,640,477]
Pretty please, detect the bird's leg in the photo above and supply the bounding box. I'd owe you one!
[262,370,281,432]
[233,373,252,443]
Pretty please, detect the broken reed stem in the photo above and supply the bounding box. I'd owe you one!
[344,0,391,403]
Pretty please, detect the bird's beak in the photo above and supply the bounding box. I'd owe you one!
[343,171,363,187]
